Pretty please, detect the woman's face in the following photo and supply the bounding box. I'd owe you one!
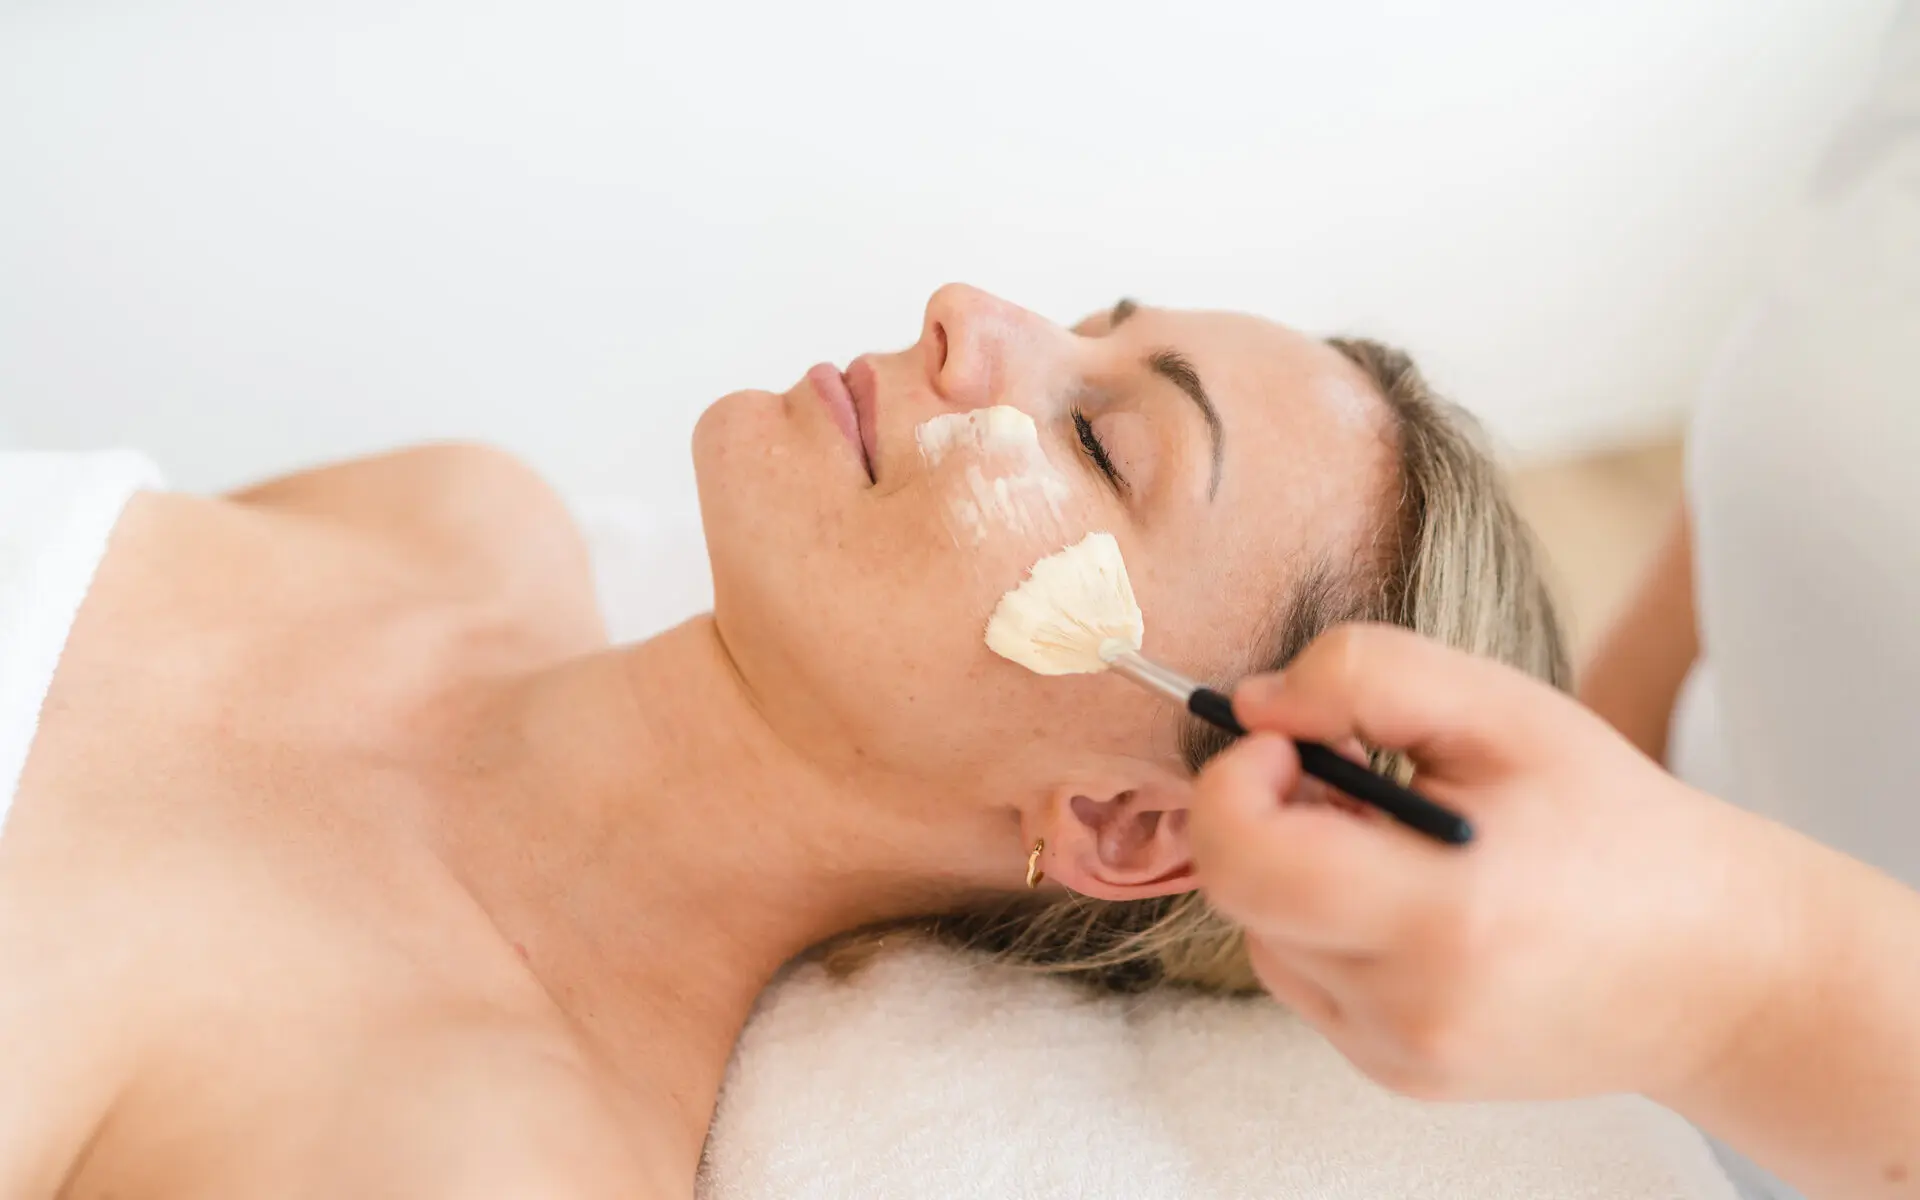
[693,285,1395,898]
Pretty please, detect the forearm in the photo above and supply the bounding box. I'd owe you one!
[1578,505,1698,763]
[1662,821,1920,1197]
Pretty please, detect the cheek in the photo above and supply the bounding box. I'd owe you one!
[699,396,1148,777]
[860,468,1114,688]
[844,507,1143,782]
[1128,552,1272,686]
[916,473,1105,593]
[916,449,1076,554]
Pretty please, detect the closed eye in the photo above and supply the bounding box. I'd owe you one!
[1072,409,1127,493]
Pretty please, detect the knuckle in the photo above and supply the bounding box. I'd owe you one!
[1379,1065,1457,1103]
[1391,997,1474,1080]
[1361,1058,1423,1096]
[1353,1041,1457,1102]
[1325,623,1391,693]
[1246,944,1301,1001]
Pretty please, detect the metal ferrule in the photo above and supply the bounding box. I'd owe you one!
[1102,647,1200,706]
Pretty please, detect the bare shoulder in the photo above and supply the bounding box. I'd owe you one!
[228,442,605,640]
[5,816,684,1200]
[36,984,688,1199]
[0,844,135,1198]
[225,442,579,574]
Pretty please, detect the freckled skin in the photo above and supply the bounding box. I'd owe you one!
[0,288,1399,1199]
[696,285,1396,801]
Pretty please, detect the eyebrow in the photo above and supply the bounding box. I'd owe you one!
[1146,347,1223,500]
[1103,298,1223,499]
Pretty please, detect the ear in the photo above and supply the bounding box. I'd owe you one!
[1033,769,1196,902]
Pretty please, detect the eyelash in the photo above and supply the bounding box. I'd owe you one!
[1071,409,1126,492]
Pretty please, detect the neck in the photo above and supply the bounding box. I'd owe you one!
[442,617,1009,1140]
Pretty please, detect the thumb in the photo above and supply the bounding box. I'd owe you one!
[1190,731,1441,950]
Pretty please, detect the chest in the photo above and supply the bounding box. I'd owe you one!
[57,1009,685,1200]
[17,679,698,1198]
[5,500,699,1197]
[19,713,702,1200]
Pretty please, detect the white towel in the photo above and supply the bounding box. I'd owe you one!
[698,947,1736,1200]
[0,450,162,829]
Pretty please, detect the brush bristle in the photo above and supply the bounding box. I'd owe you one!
[984,532,1144,675]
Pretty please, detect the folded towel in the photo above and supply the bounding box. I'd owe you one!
[699,946,1736,1200]
[0,450,162,828]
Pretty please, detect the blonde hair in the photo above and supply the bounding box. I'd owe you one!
[825,336,1571,994]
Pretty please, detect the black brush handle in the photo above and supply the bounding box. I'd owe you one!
[1186,687,1473,846]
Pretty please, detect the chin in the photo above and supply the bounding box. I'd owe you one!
[691,388,773,471]
[691,388,826,618]
[692,387,779,514]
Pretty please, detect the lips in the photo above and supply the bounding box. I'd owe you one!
[844,356,880,476]
[805,362,874,483]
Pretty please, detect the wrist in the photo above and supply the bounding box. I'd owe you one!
[1649,799,1825,1121]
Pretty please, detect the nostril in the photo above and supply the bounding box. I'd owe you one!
[932,321,949,373]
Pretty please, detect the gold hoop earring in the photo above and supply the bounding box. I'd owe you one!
[1025,838,1046,889]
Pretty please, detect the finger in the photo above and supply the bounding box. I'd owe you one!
[1309,735,1378,819]
[1231,624,1559,778]
[1303,957,1463,1102]
[1243,938,1345,1030]
[1189,733,1442,950]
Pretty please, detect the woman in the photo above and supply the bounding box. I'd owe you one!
[0,285,1564,1196]
[1188,12,1920,1197]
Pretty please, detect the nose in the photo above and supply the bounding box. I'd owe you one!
[918,283,1060,410]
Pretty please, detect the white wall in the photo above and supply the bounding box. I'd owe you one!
[0,0,1898,504]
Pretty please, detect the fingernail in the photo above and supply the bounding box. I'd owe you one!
[1216,733,1301,821]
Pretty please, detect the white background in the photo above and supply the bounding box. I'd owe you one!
[0,0,1899,505]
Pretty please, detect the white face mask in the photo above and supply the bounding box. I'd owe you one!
[915,407,1070,546]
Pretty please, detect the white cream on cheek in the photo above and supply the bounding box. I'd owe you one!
[915,407,1071,545]
[915,405,1036,461]
[915,407,1145,675]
